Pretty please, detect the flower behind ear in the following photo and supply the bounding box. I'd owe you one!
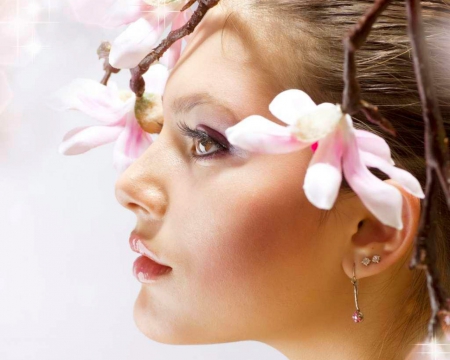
[225,89,425,230]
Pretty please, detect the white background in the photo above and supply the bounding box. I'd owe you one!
[0,1,286,359]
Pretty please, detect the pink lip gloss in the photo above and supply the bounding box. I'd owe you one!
[132,255,172,284]
[129,231,172,284]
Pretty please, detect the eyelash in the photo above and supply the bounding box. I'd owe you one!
[177,120,229,162]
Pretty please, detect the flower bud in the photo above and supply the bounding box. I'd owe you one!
[134,93,164,134]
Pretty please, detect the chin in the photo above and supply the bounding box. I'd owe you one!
[132,289,205,345]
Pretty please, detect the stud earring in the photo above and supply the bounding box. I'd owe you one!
[372,255,381,263]
[351,262,364,323]
[361,257,371,266]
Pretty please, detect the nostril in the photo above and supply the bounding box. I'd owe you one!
[127,203,141,212]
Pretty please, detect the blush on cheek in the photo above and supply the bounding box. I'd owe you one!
[190,157,320,299]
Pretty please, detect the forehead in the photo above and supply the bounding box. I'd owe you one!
[163,4,273,117]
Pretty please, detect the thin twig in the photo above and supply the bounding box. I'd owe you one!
[97,41,120,86]
[130,0,221,97]
[342,0,450,342]
[405,0,450,341]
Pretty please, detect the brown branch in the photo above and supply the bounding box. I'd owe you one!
[130,0,221,97]
[181,0,197,11]
[405,0,450,341]
[97,41,120,86]
[342,0,450,342]
[360,100,397,136]
[342,0,393,114]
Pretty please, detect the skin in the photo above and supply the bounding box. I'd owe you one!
[115,3,423,359]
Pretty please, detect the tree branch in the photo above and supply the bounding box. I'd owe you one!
[342,0,450,342]
[130,0,221,97]
[97,41,120,86]
[405,0,450,341]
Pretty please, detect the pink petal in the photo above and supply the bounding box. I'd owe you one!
[142,63,170,95]
[303,131,343,209]
[225,115,310,154]
[342,130,404,230]
[268,89,317,125]
[360,150,425,198]
[68,0,149,29]
[113,112,155,172]
[355,129,394,165]
[109,18,165,69]
[0,71,13,114]
[59,125,124,155]
[109,12,177,69]
[48,79,131,124]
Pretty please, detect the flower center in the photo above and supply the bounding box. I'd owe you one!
[290,105,343,143]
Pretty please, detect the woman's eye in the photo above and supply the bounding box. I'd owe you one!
[177,121,229,161]
[193,138,221,156]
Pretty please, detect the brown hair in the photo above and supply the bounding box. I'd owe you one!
[220,0,450,355]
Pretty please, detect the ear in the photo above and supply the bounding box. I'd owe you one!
[341,179,421,280]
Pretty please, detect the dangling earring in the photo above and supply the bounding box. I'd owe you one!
[351,262,364,323]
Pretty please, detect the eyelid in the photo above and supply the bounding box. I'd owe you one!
[177,120,229,157]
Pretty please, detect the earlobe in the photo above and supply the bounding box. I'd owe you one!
[341,179,421,280]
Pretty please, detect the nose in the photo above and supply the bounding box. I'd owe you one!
[115,136,169,222]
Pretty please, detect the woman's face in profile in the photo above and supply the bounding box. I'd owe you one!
[115,3,350,344]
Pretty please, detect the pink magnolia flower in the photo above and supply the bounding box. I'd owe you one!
[225,89,425,230]
[0,70,13,115]
[49,64,169,173]
[69,0,194,69]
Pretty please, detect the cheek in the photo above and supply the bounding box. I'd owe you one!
[170,152,323,331]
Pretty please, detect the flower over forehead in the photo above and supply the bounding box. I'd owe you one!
[48,64,169,173]
[68,0,195,70]
[225,89,425,230]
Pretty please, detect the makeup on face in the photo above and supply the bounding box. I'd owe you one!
[129,232,172,284]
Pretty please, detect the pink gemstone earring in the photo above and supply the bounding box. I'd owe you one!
[351,262,363,323]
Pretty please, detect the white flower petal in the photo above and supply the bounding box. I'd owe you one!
[48,79,131,124]
[109,18,163,69]
[269,89,317,125]
[355,129,394,165]
[343,132,404,230]
[142,64,170,95]
[225,115,310,154]
[113,112,154,172]
[360,151,425,198]
[303,131,343,210]
[59,125,123,155]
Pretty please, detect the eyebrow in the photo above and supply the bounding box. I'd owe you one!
[167,92,238,119]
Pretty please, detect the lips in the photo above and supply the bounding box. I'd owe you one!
[129,231,172,283]
[129,231,170,266]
